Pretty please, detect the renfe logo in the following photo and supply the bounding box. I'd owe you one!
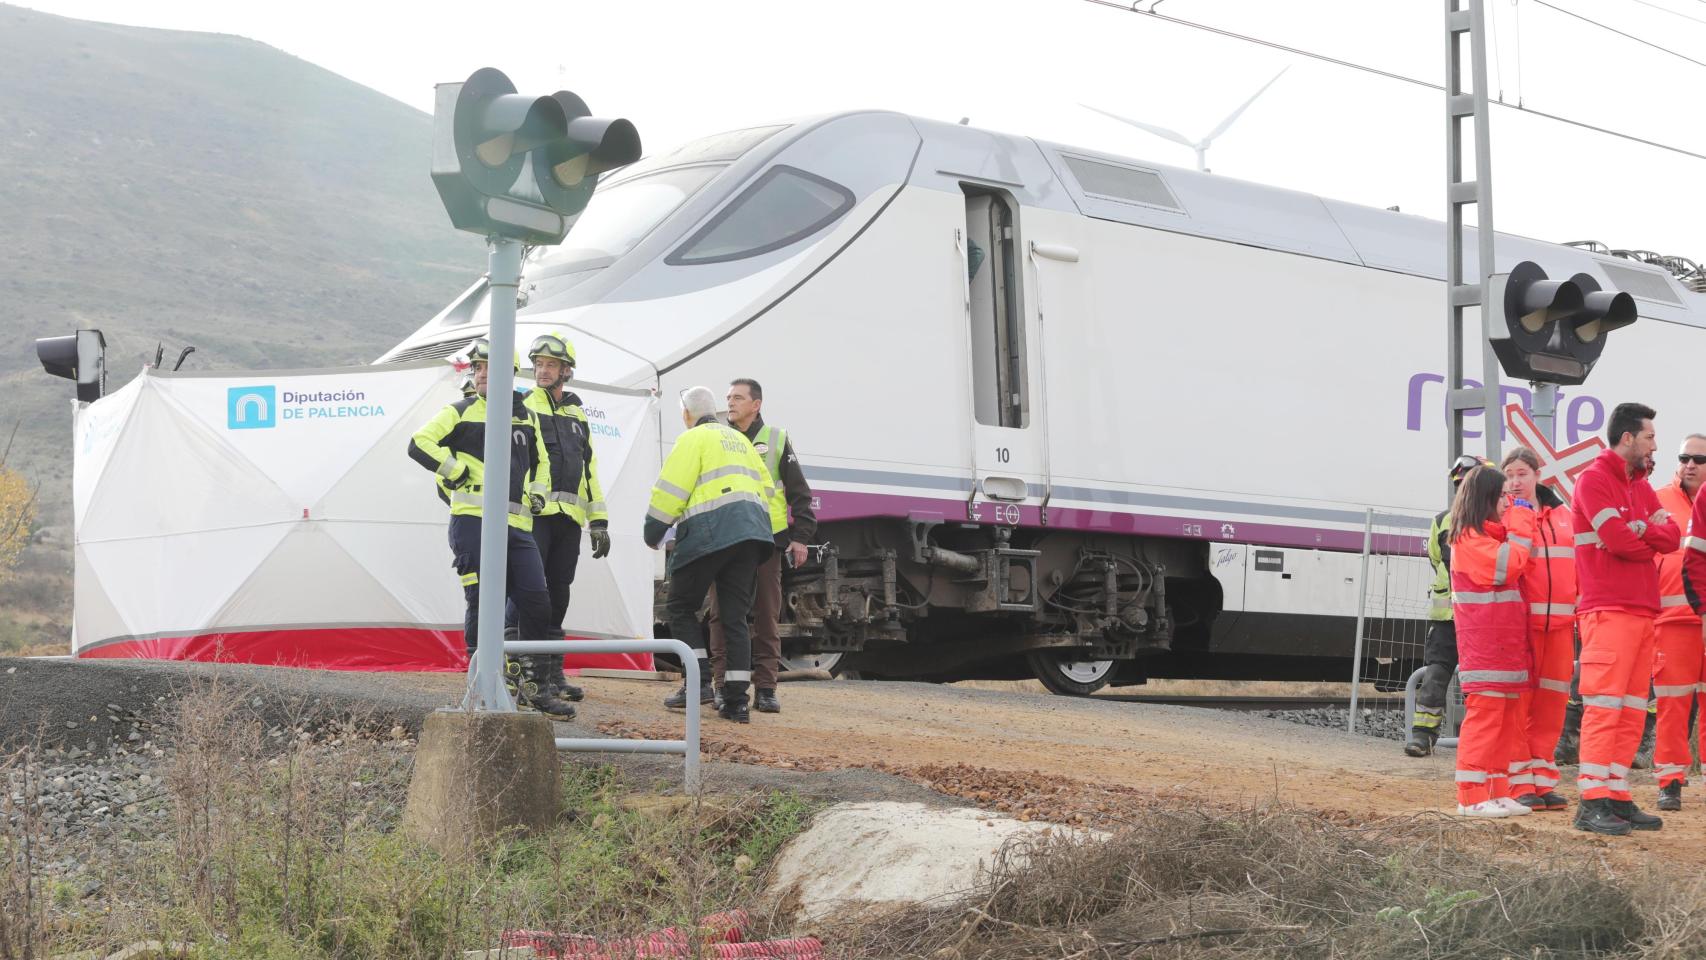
[227,386,277,430]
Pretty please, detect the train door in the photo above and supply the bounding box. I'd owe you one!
[960,185,1042,520]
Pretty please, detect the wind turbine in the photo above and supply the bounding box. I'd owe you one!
[1080,67,1289,173]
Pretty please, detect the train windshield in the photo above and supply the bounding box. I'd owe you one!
[530,124,788,270]
[549,165,722,261]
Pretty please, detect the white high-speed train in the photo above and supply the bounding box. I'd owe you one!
[380,111,1706,694]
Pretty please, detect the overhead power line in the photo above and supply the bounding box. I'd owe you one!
[1619,0,1706,29]
[1531,0,1706,70]
[1076,0,1706,163]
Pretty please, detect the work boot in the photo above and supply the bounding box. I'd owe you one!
[1573,798,1634,836]
[1658,782,1683,812]
[664,681,715,710]
[718,684,750,724]
[1403,725,1437,758]
[755,688,781,714]
[522,657,576,720]
[1535,792,1569,811]
[544,655,585,702]
[1609,799,1663,831]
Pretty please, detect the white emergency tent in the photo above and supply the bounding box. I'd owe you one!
[72,361,659,671]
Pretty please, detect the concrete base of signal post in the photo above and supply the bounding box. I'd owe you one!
[402,708,560,855]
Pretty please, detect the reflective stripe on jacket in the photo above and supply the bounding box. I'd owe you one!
[1428,510,1453,623]
[523,387,607,526]
[643,418,778,569]
[1452,506,1537,694]
[1654,479,1700,625]
[1518,498,1578,633]
[407,393,549,532]
[1572,448,1679,615]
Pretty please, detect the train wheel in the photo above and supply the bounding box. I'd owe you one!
[781,650,845,675]
[1026,651,1114,696]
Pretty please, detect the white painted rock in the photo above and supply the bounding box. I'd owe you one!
[767,802,1080,921]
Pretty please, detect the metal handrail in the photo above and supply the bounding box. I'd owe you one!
[505,638,700,793]
[1403,665,1463,749]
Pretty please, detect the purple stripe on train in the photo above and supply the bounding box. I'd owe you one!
[813,489,1426,556]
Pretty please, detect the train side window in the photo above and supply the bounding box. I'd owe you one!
[666,165,854,265]
[964,187,1027,428]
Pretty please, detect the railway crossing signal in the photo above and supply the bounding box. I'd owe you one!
[35,329,106,402]
[431,67,641,245]
[1486,260,1637,386]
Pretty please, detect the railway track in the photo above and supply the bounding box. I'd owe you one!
[1102,694,1406,712]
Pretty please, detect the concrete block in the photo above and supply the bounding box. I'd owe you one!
[403,708,560,854]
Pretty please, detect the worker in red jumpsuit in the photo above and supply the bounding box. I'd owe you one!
[1650,434,1706,810]
[1571,402,1677,835]
[1450,465,1537,818]
[1499,448,1576,811]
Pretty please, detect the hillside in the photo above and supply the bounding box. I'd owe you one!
[0,4,484,646]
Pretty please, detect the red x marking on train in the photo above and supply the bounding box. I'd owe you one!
[1503,403,1606,504]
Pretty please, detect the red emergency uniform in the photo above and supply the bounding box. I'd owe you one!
[1572,448,1680,802]
[1509,494,1577,799]
[1651,478,1704,789]
[1453,506,1537,807]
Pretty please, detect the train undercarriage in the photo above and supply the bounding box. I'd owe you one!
[657,516,1227,695]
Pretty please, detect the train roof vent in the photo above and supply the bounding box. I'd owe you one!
[1597,261,1682,305]
[385,339,472,364]
[1059,154,1182,212]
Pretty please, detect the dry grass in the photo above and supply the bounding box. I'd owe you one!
[5,675,813,959]
[820,805,1706,959]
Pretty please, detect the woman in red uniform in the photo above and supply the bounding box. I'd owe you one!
[1500,448,1577,811]
[1450,465,1539,818]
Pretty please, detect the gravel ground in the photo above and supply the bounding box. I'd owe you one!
[1253,705,1411,741]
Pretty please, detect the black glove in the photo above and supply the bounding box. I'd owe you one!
[443,466,468,491]
[590,524,611,559]
[526,493,546,515]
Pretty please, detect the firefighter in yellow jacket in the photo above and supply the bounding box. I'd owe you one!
[645,385,785,723]
[407,339,575,718]
[501,331,610,707]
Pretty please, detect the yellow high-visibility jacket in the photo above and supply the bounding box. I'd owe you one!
[408,392,549,531]
[644,418,781,568]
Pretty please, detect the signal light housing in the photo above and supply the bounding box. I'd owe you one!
[1485,260,1638,386]
[36,329,106,402]
[431,68,641,245]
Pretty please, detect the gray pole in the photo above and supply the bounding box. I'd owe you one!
[1444,0,1503,475]
[1347,507,1375,734]
[1531,381,1558,447]
[463,236,525,712]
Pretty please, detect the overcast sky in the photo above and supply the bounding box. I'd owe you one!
[18,0,1706,258]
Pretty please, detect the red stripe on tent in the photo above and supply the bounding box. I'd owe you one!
[77,627,653,673]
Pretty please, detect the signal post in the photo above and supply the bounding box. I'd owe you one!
[403,68,639,852]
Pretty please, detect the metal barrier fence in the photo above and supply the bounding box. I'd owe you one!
[505,638,701,794]
[1402,665,1466,748]
[1347,508,1436,734]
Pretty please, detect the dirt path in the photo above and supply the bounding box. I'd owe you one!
[8,658,1701,864]
[568,674,1706,863]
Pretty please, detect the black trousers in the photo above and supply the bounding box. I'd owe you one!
[507,512,582,632]
[449,514,552,659]
[1417,619,1459,713]
[667,541,767,691]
